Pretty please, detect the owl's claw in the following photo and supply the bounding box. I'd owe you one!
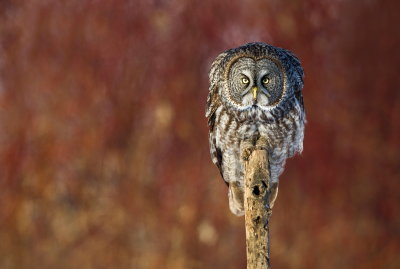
[254,145,268,151]
[240,140,254,161]
[255,137,269,150]
[241,147,254,161]
[241,137,270,161]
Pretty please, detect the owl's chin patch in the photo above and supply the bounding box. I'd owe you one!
[234,99,275,112]
[240,93,271,107]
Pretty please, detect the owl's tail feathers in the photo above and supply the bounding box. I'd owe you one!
[228,182,245,216]
[228,181,280,216]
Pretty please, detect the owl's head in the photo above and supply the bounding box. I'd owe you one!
[209,42,304,112]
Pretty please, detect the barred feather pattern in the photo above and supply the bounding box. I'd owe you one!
[206,42,305,216]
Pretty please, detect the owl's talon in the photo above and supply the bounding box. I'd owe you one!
[254,145,268,152]
[241,147,254,161]
[255,137,269,150]
[240,140,255,161]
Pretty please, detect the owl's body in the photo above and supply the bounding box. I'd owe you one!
[206,43,305,216]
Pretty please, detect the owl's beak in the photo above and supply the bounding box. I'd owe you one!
[252,87,258,101]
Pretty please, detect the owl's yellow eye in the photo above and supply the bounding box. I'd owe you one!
[262,77,270,85]
[241,77,249,84]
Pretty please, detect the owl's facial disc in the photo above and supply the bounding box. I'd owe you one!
[227,57,284,109]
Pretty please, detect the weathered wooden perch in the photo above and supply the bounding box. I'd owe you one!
[244,149,272,269]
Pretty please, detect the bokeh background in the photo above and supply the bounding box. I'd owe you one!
[1,0,399,268]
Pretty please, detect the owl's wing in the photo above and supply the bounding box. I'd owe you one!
[208,128,224,178]
[284,49,305,116]
[206,52,229,180]
[287,50,304,103]
[293,64,305,117]
[295,90,305,113]
[206,85,224,179]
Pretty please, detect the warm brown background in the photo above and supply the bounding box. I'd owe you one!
[1,0,399,268]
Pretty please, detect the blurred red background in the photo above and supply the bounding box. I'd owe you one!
[0,0,399,268]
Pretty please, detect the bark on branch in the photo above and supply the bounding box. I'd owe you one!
[244,149,272,269]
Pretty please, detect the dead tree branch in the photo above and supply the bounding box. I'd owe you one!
[243,149,272,269]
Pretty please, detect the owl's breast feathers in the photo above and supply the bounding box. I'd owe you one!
[206,92,304,184]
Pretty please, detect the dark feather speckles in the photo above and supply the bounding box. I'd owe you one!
[208,112,216,131]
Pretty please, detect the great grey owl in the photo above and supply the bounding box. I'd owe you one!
[206,42,305,216]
